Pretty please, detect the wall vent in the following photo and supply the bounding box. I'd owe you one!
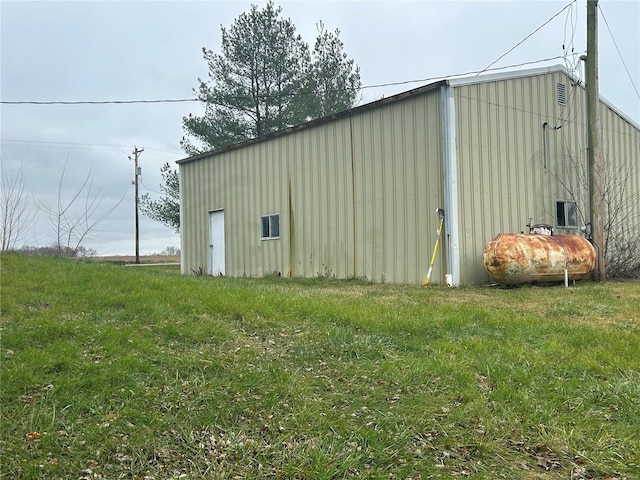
[557,82,567,106]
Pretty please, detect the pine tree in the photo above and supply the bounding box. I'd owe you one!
[181,2,361,155]
[182,2,312,154]
[307,21,361,118]
[140,163,180,232]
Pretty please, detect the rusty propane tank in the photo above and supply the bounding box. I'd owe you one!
[483,233,596,285]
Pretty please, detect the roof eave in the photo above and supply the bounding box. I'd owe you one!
[177,64,639,166]
[177,79,448,165]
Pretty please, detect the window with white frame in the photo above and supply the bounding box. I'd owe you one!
[556,200,578,228]
[260,214,280,239]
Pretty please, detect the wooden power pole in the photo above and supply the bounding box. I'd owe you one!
[131,147,144,264]
[586,0,605,281]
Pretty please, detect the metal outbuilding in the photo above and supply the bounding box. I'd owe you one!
[177,65,640,285]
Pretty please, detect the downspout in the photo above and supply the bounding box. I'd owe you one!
[440,83,461,286]
[542,122,549,170]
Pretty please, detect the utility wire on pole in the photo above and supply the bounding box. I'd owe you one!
[586,0,605,281]
[131,147,144,264]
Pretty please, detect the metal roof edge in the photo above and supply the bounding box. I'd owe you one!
[599,91,640,132]
[176,79,448,165]
[448,64,640,131]
[447,64,570,87]
[177,65,639,165]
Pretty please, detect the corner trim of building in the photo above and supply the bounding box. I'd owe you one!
[178,166,186,274]
[441,84,461,286]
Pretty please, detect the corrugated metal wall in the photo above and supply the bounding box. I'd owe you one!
[180,67,638,284]
[453,70,639,284]
[179,118,354,279]
[286,117,354,278]
[599,101,640,261]
[180,88,445,283]
[350,92,443,284]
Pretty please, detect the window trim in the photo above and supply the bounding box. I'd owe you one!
[260,213,280,240]
[555,200,578,228]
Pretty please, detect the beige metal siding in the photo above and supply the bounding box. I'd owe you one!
[599,102,640,259]
[287,118,354,278]
[180,67,639,285]
[454,72,589,284]
[351,92,443,283]
[453,70,639,284]
[179,118,356,279]
[180,139,292,277]
[180,88,445,284]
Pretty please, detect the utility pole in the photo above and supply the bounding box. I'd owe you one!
[131,147,143,264]
[586,0,605,281]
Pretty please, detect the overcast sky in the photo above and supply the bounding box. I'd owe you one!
[1,0,638,256]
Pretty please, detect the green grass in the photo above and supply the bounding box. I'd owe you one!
[1,252,639,479]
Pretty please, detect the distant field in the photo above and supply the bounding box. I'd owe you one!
[95,255,180,264]
[1,253,639,479]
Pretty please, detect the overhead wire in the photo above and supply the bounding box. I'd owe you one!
[140,179,164,195]
[456,91,636,139]
[0,98,197,105]
[0,138,135,150]
[1,55,567,107]
[476,0,577,76]
[1,54,581,157]
[598,3,640,100]
[562,0,581,75]
[360,56,566,89]
[0,138,183,157]
[554,3,582,131]
[553,77,583,130]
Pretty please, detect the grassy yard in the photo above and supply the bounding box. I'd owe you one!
[1,253,639,479]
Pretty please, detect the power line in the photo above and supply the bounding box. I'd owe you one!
[1,138,184,157]
[562,0,582,75]
[1,55,567,107]
[1,98,197,105]
[598,4,640,100]
[476,0,577,76]
[457,92,637,139]
[363,56,567,89]
[144,146,184,156]
[554,2,583,132]
[1,138,135,149]
[140,179,163,196]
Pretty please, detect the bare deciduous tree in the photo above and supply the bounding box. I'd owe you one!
[37,162,126,257]
[1,164,34,252]
[549,146,640,279]
[600,160,640,278]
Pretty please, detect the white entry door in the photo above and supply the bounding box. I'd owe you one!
[208,210,225,276]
